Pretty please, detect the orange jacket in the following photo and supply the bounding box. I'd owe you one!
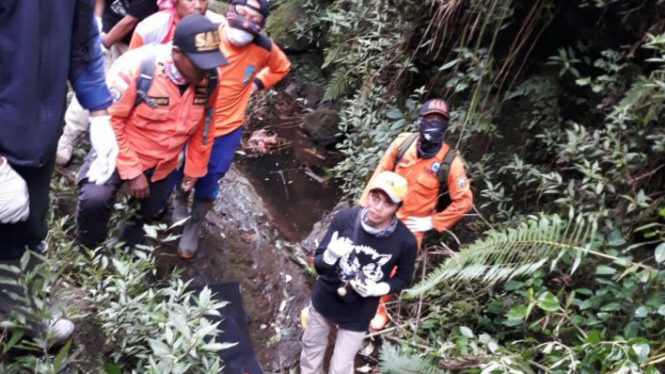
[360,133,473,233]
[213,19,291,137]
[106,44,217,182]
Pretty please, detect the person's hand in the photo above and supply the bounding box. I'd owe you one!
[405,216,434,233]
[128,174,150,199]
[88,115,118,185]
[323,231,354,265]
[350,279,390,298]
[0,157,30,223]
[181,175,198,193]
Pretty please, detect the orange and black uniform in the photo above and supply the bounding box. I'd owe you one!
[174,17,291,202]
[361,133,474,247]
[77,44,219,248]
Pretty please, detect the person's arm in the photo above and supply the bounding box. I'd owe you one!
[384,237,417,294]
[102,0,156,48]
[358,134,405,206]
[102,15,139,48]
[313,214,344,275]
[432,157,473,232]
[94,0,105,17]
[69,0,112,112]
[252,43,291,92]
[106,60,143,180]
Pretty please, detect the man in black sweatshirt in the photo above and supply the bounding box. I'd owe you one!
[300,171,418,374]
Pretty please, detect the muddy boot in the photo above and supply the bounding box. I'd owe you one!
[172,186,190,224]
[177,200,212,260]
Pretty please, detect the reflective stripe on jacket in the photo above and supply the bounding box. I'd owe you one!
[360,133,474,233]
[106,44,217,182]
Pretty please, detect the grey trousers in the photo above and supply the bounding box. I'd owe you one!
[76,154,173,248]
[300,305,366,374]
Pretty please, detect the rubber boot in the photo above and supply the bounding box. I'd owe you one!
[369,295,391,331]
[171,185,190,224]
[177,199,212,260]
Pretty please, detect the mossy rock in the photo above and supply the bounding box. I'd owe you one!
[265,0,313,52]
[303,108,341,146]
[208,0,229,15]
[288,52,325,84]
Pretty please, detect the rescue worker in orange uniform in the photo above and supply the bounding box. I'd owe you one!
[129,0,223,50]
[76,14,228,249]
[169,0,291,259]
[360,98,474,330]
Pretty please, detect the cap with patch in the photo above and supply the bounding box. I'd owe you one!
[420,98,450,119]
[369,171,408,204]
[173,14,228,70]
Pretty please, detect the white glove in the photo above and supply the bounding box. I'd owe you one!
[323,231,354,265]
[0,158,30,223]
[405,216,434,233]
[88,115,118,185]
[350,279,391,298]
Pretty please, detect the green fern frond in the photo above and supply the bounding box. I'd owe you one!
[323,69,350,102]
[406,213,598,298]
[380,344,445,374]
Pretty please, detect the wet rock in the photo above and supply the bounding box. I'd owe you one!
[168,166,313,372]
[285,82,299,97]
[303,108,341,146]
[265,0,313,52]
[299,201,351,255]
[300,83,325,108]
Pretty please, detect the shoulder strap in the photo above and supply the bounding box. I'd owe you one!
[201,69,219,145]
[393,133,419,170]
[435,147,458,212]
[437,147,456,185]
[133,53,157,109]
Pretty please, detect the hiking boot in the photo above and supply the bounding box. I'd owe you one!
[177,200,212,260]
[172,186,190,224]
[369,298,389,331]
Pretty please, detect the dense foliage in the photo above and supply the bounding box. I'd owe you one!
[0,208,230,374]
[299,0,665,372]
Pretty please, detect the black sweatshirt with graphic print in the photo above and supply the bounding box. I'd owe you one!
[311,208,418,332]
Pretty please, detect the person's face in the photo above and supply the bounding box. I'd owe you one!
[233,0,265,24]
[366,190,399,228]
[175,0,208,19]
[172,48,208,84]
[422,112,447,122]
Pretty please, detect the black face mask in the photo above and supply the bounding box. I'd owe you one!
[417,118,447,159]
